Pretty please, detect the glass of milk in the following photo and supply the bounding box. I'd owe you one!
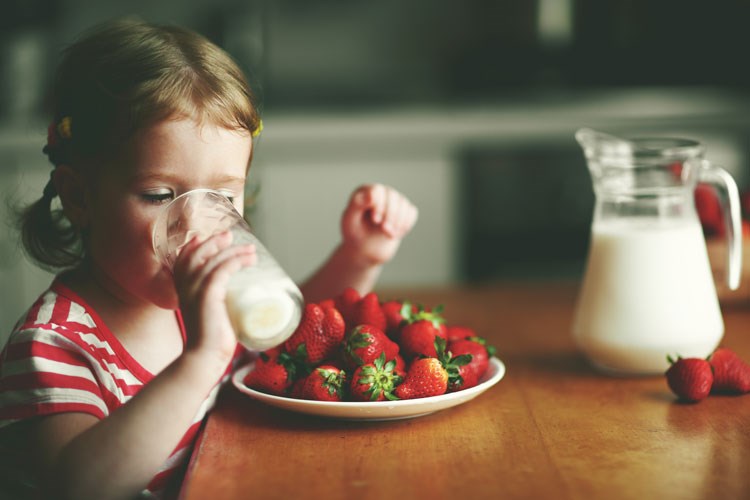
[573,129,742,375]
[152,189,303,351]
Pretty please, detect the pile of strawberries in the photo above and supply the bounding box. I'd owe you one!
[243,288,496,402]
[665,347,750,403]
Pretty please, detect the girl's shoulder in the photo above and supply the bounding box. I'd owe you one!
[9,280,103,347]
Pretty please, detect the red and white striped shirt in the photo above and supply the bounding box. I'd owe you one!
[0,280,228,498]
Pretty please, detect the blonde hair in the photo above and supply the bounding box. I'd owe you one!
[20,18,261,270]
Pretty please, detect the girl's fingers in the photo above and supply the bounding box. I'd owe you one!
[367,184,387,225]
[191,243,256,288]
[175,231,232,274]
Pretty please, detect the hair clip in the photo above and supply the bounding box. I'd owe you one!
[252,119,263,138]
[57,116,73,140]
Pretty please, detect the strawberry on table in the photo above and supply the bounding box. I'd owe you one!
[392,354,407,379]
[448,360,479,393]
[708,347,750,394]
[293,364,348,402]
[342,324,399,368]
[380,300,419,341]
[334,287,361,328]
[395,338,470,400]
[394,357,448,400]
[284,303,346,366]
[350,292,387,332]
[399,306,448,360]
[446,325,478,343]
[243,347,298,396]
[350,353,402,402]
[665,356,714,403]
[694,183,724,237]
[380,300,407,339]
[448,336,496,380]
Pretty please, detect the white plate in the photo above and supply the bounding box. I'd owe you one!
[231,357,506,421]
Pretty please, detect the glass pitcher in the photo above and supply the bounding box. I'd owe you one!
[572,128,742,375]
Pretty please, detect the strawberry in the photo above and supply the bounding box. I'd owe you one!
[708,347,750,394]
[694,183,724,237]
[342,324,399,368]
[394,338,469,400]
[380,300,410,340]
[350,292,387,332]
[665,356,714,403]
[448,361,479,393]
[392,354,407,379]
[294,364,347,402]
[284,303,345,366]
[448,336,496,380]
[334,287,360,328]
[318,298,336,311]
[394,357,448,400]
[243,348,298,396]
[350,353,402,401]
[446,325,477,343]
[399,304,448,359]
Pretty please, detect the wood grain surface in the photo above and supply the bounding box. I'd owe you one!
[180,283,750,500]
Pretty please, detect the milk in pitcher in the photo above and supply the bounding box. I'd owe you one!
[573,218,723,374]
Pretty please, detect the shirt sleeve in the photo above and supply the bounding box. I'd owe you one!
[0,325,108,427]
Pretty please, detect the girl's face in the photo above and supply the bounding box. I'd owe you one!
[83,117,253,309]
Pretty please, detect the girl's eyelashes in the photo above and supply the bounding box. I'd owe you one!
[217,190,235,203]
[141,189,236,204]
[141,191,174,204]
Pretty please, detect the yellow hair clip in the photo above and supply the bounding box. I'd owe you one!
[57,116,72,140]
[252,119,263,138]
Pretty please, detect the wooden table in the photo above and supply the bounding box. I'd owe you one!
[179,282,750,500]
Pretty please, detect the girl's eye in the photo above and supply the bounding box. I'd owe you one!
[142,192,174,204]
[218,191,235,203]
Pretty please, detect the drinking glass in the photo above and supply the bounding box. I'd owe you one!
[152,189,303,350]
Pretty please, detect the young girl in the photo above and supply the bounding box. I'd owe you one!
[0,19,417,499]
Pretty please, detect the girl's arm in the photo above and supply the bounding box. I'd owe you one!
[30,232,253,500]
[300,184,418,302]
[33,349,230,500]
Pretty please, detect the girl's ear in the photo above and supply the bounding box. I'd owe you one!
[52,165,89,229]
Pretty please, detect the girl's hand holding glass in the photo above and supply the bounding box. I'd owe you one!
[171,231,256,363]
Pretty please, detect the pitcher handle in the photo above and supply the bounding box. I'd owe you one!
[700,161,742,290]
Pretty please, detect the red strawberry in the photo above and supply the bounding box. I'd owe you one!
[392,354,407,379]
[380,300,410,340]
[318,298,336,310]
[334,287,360,327]
[350,292,387,332]
[394,357,448,400]
[448,336,495,380]
[708,347,750,394]
[446,325,477,343]
[448,362,479,392]
[342,324,399,368]
[400,320,447,360]
[350,353,402,401]
[399,304,448,359]
[665,356,714,403]
[294,364,347,402]
[243,348,298,396]
[694,183,724,237]
[394,338,469,400]
[284,303,345,366]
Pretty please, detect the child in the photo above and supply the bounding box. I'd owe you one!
[0,18,417,500]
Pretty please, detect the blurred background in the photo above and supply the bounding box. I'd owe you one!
[2,0,750,336]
